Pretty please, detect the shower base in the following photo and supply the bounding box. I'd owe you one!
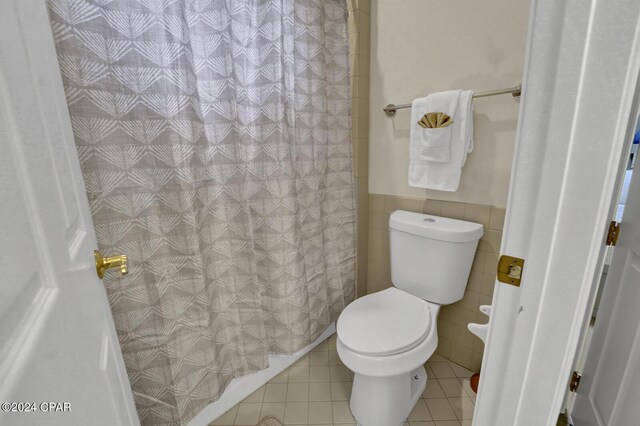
[187,323,336,426]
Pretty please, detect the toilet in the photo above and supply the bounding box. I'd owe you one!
[336,210,483,426]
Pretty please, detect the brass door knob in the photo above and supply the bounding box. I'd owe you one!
[94,250,128,279]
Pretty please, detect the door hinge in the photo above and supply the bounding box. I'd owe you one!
[497,255,525,287]
[569,371,581,392]
[606,221,620,246]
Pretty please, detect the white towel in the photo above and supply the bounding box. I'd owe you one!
[412,91,459,163]
[409,90,474,191]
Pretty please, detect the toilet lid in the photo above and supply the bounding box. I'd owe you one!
[337,287,432,356]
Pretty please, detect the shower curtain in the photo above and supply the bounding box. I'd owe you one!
[46,0,355,424]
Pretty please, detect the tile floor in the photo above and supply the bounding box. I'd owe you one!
[211,334,477,426]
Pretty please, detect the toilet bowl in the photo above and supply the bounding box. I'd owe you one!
[336,210,483,426]
[337,288,440,426]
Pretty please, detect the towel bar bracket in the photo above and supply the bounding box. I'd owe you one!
[383,104,398,117]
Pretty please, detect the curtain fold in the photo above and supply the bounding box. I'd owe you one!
[46,0,355,424]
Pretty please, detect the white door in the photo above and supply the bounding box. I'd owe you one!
[0,1,138,425]
[571,165,640,424]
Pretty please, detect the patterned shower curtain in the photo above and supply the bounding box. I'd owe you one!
[46,0,355,424]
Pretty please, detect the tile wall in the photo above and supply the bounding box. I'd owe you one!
[367,194,506,372]
[348,0,371,298]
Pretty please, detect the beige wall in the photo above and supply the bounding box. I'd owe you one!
[369,0,529,207]
[349,0,371,297]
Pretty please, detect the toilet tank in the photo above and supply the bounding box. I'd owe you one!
[389,210,484,305]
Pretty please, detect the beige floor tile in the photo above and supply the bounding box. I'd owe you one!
[438,378,466,398]
[308,401,333,424]
[428,362,457,379]
[286,382,309,402]
[260,402,285,421]
[309,382,332,401]
[309,365,330,382]
[459,378,475,398]
[312,341,329,353]
[425,398,457,421]
[448,397,475,420]
[211,406,238,425]
[271,370,290,383]
[328,351,344,366]
[264,383,288,402]
[309,351,329,365]
[233,403,261,425]
[330,381,352,401]
[428,354,448,362]
[425,363,436,378]
[408,399,432,422]
[327,339,337,351]
[423,379,446,399]
[448,362,474,378]
[289,365,310,383]
[329,365,351,381]
[243,385,265,403]
[332,401,356,423]
[294,355,310,367]
[212,334,476,425]
[284,402,308,424]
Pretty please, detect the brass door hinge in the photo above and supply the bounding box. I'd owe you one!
[569,371,581,392]
[497,255,525,287]
[606,221,620,246]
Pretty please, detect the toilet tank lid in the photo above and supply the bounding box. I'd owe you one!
[389,210,484,242]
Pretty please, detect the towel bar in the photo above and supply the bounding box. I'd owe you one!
[383,84,521,117]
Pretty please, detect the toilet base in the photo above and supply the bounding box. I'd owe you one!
[350,366,427,426]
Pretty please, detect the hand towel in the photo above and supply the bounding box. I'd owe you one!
[411,91,460,163]
[409,90,474,191]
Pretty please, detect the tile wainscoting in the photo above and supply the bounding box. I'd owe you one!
[367,194,506,372]
[348,0,371,298]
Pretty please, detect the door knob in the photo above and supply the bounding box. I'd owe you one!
[94,250,128,279]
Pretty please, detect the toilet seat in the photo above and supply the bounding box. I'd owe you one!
[337,287,432,356]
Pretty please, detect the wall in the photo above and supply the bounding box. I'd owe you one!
[369,0,529,207]
[348,0,371,297]
[366,0,529,371]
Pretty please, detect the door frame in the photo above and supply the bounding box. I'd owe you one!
[473,0,640,425]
